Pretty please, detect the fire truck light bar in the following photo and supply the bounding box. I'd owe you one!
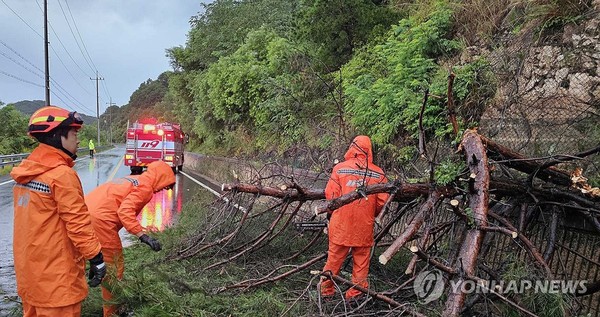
[143,124,155,131]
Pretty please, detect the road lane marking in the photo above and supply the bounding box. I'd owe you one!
[180,171,246,213]
[0,179,14,186]
[180,171,221,196]
[107,155,125,182]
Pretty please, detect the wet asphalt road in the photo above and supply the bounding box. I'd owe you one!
[0,146,205,315]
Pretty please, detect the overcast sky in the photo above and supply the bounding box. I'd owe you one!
[0,0,209,116]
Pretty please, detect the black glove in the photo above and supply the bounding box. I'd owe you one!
[139,234,162,251]
[88,252,106,287]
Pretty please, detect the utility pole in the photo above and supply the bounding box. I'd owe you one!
[106,99,116,144]
[90,71,103,144]
[43,0,50,105]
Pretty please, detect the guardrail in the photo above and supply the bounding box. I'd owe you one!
[0,153,29,168]
[0,146,107,168]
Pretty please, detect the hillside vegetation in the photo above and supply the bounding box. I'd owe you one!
[2,0,597,172]
[123,0,597,173]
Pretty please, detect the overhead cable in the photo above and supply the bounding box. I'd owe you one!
[0,39,44,74]
[64,0,98,72]
[1,0,43,38]
[0,69,44,88]
[58,0,97,73]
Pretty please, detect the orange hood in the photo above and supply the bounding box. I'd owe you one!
[11,143,75,184]
[343,135,373,166]
[140,161,175,191]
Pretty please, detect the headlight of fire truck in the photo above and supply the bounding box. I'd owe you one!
[164,155,174,161]
[125,154,134,159]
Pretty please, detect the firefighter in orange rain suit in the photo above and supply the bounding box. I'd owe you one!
[12,106,106,317]
[319,135,389,300]
[85,160,176,317]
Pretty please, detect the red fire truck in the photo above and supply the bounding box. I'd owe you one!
[125,120,186,174]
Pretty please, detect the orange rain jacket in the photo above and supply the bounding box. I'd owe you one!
[325,136,389,247]
[11,143,102,307]
[85,161,175,249]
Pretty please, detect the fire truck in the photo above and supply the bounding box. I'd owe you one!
[125,120,186,174]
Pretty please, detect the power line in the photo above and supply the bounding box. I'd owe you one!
[49,89,75,111]
[48,44,94,96]
[101,79,112,102]
[1,41,94,113]
[3,0,103,114]
[0,48,44,79]
[64,0,97,72]
[0,69,44,88]
[50,76,95,114]
[1,0,43,38]
[34,0,92,80]
[0,39,44,74]
[58,0,97,73]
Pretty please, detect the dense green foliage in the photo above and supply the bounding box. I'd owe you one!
[0,105,32,154]
[156,0,499,161]
[167,0,297,71]
[126,73,170,121]
[296,0,402,70]
[342,3,459,144]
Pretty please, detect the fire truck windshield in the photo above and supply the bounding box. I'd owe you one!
[143,124,155,131]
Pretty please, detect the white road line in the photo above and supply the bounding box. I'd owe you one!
[180,171,247,213]
[180,171,221,196]
[0,179,14,186]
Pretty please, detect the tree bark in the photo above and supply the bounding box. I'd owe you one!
[479,134,572,186]
[378,191,441,265]
[444,129,490,317]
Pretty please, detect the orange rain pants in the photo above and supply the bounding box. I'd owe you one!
[22,301,81,317]
[320,241,372,299]
[101,248,125,317]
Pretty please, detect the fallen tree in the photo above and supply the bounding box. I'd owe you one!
[169,129,599,316]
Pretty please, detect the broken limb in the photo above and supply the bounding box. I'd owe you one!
[316,271,427,316]
[480,135,572,186]
[218,253,327,292]
[204,201,291,270]
[405,222,432,275]
[284,230,324,262]
[175,195,262,260]
[379,191,441,265]
[444,129,490,317]
[488,211,554,277]
[222,183,324,201]
[374,201,417,243]
[409,246,539,317]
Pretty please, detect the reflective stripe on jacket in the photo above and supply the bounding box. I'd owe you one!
[11,143,102,307]
[86,161,175,249]
[325,136,389,247]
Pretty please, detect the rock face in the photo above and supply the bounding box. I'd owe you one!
[479,14,600,156]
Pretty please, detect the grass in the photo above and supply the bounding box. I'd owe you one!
[0,165,12,176]
[81,192,312,317]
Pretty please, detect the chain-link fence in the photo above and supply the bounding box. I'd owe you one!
[478,14,599,177]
